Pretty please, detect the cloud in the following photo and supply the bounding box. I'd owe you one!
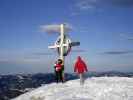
[120,33,133,41]
[106,0,133,7]
[72,49,87,53]
[127,37,133,41]
[72,0,133,14]
[102,50,133,55]
[75,0,98,10]
[40,23,73,33]
[23,52,54,60]
[31,52,53,56]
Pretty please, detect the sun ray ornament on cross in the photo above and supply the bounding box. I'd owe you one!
[48,24,80,80]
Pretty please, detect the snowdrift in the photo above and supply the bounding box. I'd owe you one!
[13,77,133,100]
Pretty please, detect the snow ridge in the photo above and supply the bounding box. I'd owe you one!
[13,77,133,100]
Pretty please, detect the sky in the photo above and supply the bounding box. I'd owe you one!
[0,0,133,74]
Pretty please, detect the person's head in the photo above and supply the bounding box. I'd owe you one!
[77,56,81,61]
[58,59,63,64]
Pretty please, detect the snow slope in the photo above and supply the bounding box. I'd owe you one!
[13,77,133,100]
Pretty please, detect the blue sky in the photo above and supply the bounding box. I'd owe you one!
[0,0,133,74]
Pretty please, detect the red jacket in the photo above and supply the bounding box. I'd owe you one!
[74,56,88,74]
[55,63,62,72]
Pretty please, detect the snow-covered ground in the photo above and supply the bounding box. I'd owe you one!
[13,77,133,100]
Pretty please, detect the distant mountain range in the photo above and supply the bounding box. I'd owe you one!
[0,71,133,100]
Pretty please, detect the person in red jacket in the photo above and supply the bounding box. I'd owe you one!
[74,56,88,85]
[54,59,64,83]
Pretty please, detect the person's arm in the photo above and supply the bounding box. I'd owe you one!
[62,64,64,71]
[83,61,88,72]
[74,62,78,72]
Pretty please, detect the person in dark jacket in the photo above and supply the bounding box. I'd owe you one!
[54,59,64,83]
[74,56,88,85]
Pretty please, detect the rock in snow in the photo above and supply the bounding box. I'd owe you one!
[13,77,133,100]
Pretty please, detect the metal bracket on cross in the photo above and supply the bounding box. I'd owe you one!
[48,24,80,60]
